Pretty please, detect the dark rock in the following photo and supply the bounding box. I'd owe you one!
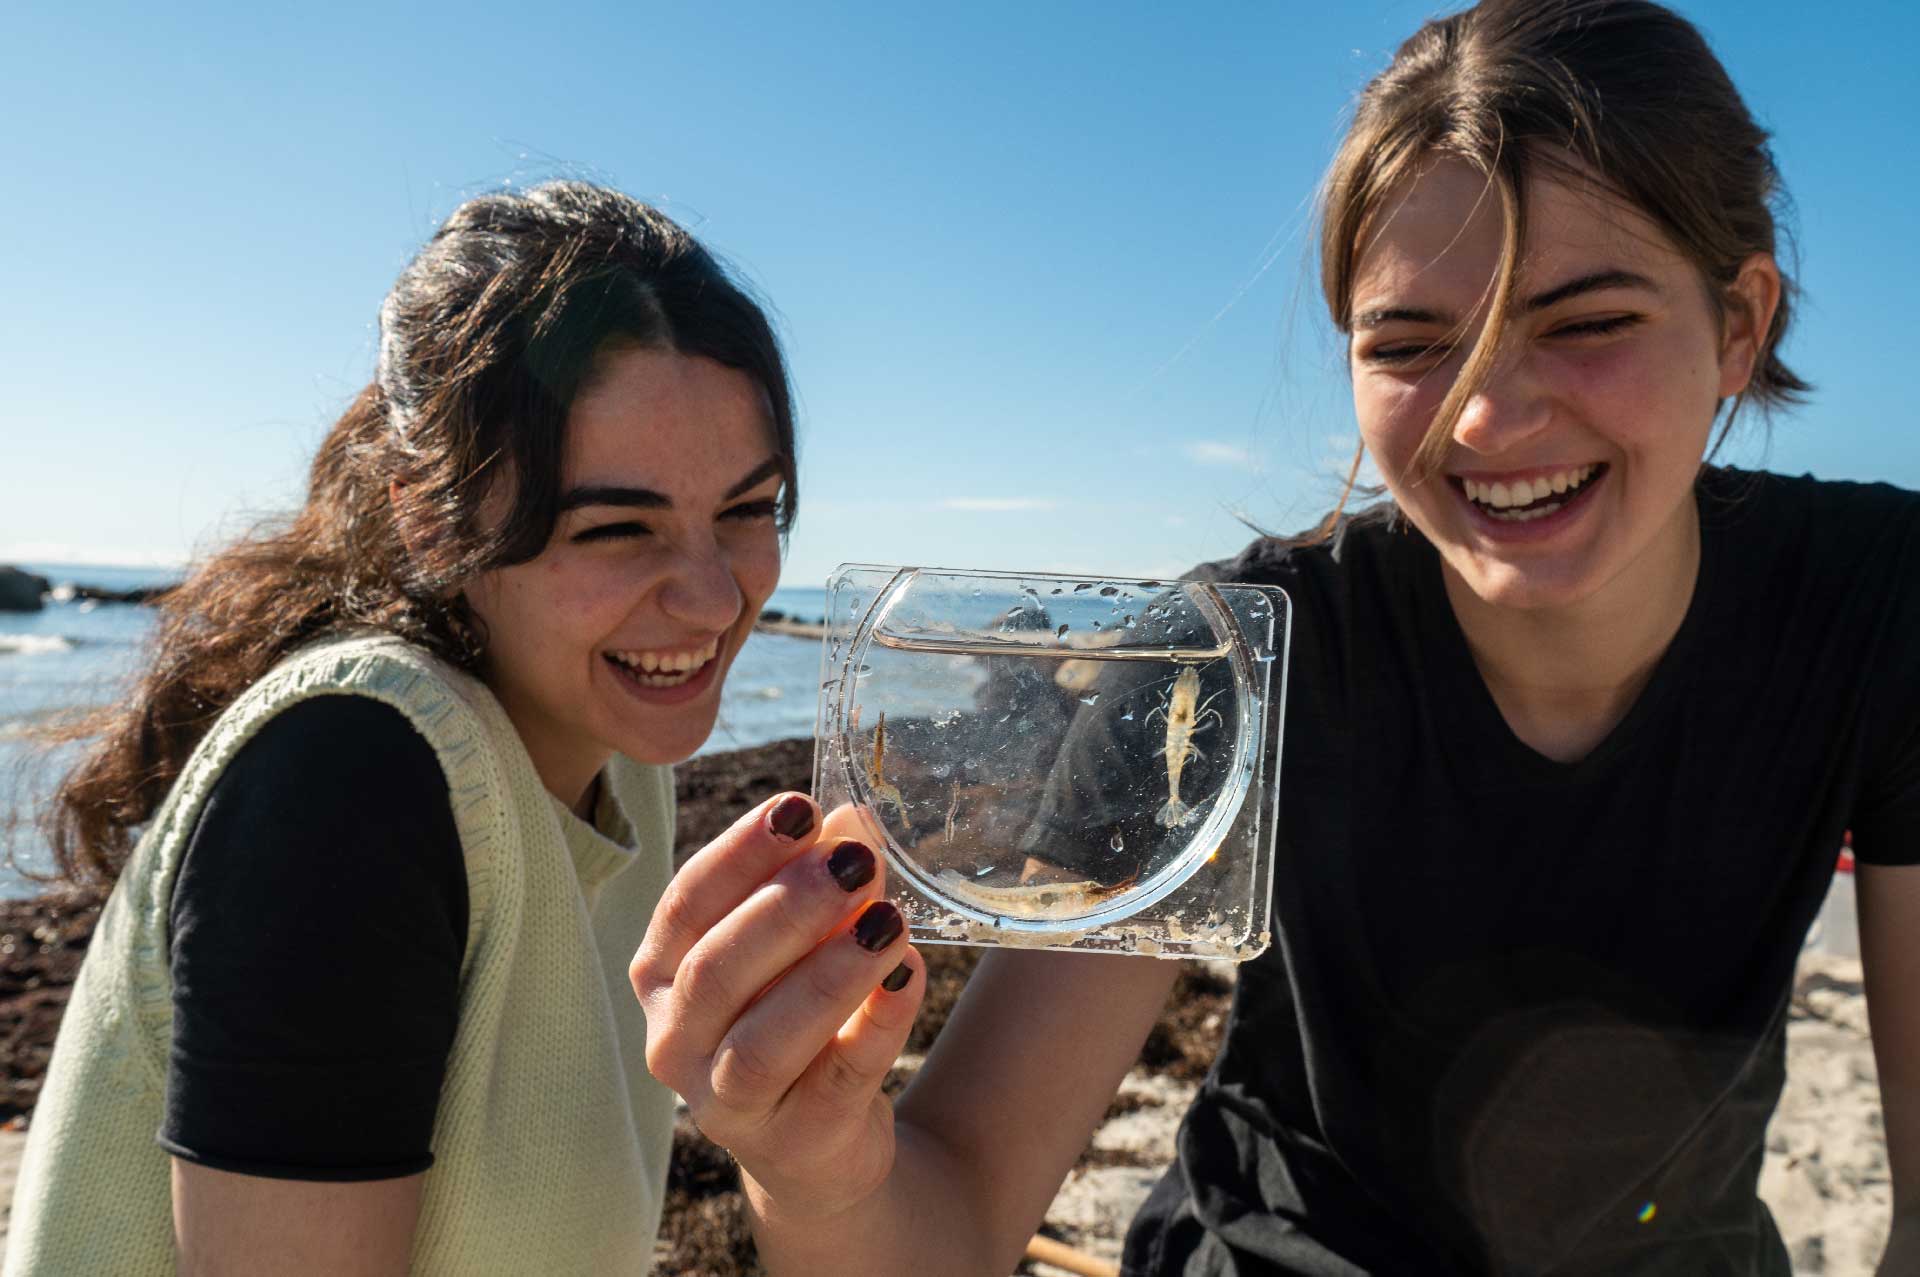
[69,582,176,606]
[0,567,50,613]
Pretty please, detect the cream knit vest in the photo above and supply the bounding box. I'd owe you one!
[5,635,679,1275]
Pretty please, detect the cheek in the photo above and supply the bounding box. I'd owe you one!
[1354,377,1435,476]
[1556,343,1712,453]
[733,533,783,607]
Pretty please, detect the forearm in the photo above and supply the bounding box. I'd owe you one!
[746,1119,1011,1277]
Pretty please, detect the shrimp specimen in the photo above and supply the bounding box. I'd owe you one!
[1147,665,1223,828]
[864,711,908,822]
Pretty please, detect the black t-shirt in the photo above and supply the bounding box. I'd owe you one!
[1119,470,1920,1276]
[160,694,468,1181]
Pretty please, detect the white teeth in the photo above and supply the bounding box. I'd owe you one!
[607,637,721,686]
[1486,500,1564,523]
[1461,464,1601,514]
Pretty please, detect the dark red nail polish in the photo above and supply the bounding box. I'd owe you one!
[768,795,814,840]
[827,841,876,892]
[852,901,904,952]
[881,962,911,993]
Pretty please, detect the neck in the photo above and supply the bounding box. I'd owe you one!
[1441,500,1702,764]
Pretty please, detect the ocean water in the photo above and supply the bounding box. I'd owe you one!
[0,565,830,898]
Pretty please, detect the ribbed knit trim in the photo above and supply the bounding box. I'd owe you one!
[109,636,516,1097]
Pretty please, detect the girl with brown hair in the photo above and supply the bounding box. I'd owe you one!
[7,180,802,1274]
[632,2,1920,1273]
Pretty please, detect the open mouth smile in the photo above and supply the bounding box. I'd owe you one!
[604,636,721,688]
[1456,463,1607,525]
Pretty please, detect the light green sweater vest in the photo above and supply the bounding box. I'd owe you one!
[5,635,679,1275]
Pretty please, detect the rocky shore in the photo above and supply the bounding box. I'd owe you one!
[0,738,1895,1274]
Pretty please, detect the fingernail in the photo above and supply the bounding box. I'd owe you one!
[768,794,814,841]
[881,962,912,993]
[852,901,904,953]
[827,840,876,892]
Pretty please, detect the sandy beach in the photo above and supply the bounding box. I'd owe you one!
[0,739,1894,1275]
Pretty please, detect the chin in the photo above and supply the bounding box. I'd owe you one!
[1451,553,1602,613]
[616,719,718,768]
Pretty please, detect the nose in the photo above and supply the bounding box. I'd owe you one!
[1450,346,1552,456]
[658,535,744,633]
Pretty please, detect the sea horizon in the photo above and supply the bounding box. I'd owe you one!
[1,567,830,899]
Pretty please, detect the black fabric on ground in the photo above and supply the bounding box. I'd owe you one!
[161,693,467,1182]
[1065,469,1920,1275]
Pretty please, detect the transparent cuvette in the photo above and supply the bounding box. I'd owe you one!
[812,564,1290,961]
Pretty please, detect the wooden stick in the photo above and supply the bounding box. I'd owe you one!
[1023,1233,1120,1277]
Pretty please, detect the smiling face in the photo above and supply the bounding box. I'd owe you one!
[463,346,785,806]
[1346,156,1776,617]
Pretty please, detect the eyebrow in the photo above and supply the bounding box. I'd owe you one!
[1349,269,1662,330]
[557,456,786,513]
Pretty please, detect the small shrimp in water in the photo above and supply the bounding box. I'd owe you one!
[1147,665,1223,828]
[865,711,908,822]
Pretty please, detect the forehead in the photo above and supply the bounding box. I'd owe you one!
[1349,156,1690,312]
[565,346,777,479]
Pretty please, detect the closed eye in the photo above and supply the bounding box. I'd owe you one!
[1551,314,1641,339]
[572,520,652,543]
[1361,339,1453,367]
[1361,313,1642,365]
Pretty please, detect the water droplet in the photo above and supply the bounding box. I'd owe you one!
[1022,586,1038,596]
[1090,619,1103,630]
[1056,624,1070,638]
[973,863,994,878]
[1123,615,1136,628]
[1139,580,1163,589]
[1110,831,1126,852]
[1079,692,1101,706]
[856,664,872,675]
[1120,708,1136,722]
[1073,582,1093,593]
[1099,586,1118,597]
[1049,587,1064,595]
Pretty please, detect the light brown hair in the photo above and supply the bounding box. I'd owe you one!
[1317,0,1808,508]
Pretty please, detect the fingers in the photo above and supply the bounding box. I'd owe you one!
[708,898,917,1114]
[821,800,888,849]
[632,791,820,996]
[807,945,926,1109]
[665,835,894,1081]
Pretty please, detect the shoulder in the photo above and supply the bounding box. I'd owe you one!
[1188,502,1408,588]
[1703,468,1920,550]
[1185,502,1422,636]
[221,694,447,805]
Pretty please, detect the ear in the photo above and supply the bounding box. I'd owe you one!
[1716,252,1783,399]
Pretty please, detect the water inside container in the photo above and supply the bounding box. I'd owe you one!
[813,566,1288,960]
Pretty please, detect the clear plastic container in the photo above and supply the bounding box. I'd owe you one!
[812,564,1290,961]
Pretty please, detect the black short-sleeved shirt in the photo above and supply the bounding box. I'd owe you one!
[1111,470,1920,1275]
[160,694,468,1181]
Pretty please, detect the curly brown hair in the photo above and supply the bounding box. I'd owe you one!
[34,180,796,893]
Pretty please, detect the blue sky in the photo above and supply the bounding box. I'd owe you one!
[5,1,1916,585]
